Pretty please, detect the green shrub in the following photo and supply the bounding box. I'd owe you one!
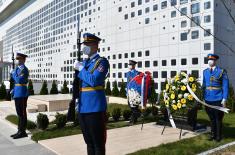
[105,80,111,95]
[28,79,34,95]
[112,108,121,122]
[152,106,159,116]
[119,79,126,98]
[227,85,235,112]
[143,107,152,117]
[122,109,132,121]
[27,120,37,130]
[0,83,7,99]
[55,113,67,128]
[50,80,59,94]
[61,80,69,94]
[37,113,49,130]
[40,81,49,95]
[106,111,110,122]
[148,79,158,104]
[73,112,80,126]
[111,81,119,97]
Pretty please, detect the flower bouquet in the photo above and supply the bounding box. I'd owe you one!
[162,72,202,116]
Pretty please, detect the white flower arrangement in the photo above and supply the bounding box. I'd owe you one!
[128,89,141,107]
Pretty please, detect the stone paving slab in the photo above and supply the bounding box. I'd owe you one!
[0,119,56,155]
[39,123,200,155]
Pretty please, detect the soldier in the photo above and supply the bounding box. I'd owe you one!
[126,60,141,124]
[202,53,229,142]
[10,52,29,139]
[74,33,109,155]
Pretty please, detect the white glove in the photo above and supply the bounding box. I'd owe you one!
[73,60,84,71]
[10,69,14,74]
[221,99,226,107]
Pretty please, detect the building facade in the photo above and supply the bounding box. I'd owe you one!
[1,0,235,92]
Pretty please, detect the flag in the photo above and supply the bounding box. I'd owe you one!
[127,71,152,109]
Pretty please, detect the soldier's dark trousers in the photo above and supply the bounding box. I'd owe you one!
[79,112,107,155]
[205,100,224,140]
[14,97,28,133]
[130,107,140,123]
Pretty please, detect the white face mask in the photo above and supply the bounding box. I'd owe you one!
[208,60,215,67]
[15,60,20,66]
[129,65,134,70]
[82,45,91,55]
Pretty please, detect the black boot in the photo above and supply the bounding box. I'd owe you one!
[13,131,28,139]
[10,131,19,138]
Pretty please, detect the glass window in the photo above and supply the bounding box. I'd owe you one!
[125,63,128,68]
[145,0,150,3]
[153,60,158,66]
[161,1,167,9]
[171,59,176,66]
[124,53,128,58]
[191,30,199,39]
[145,7,150,13]
[138,61,142,67]
[171,71,177,78]
[181,7,187,16]
[204,29,211,37]
[181,58,187,65]
[191,16,200,27]
[204,15,211,23]
[138,0,142,5]
[192,57,198,64]
[118,54,122,59]
[192,70,199,78]
[204,43,211,50]
[131,52,135,57]
[153,4,158,11]
[145,50,150,56]
[180,32,188,41]
[118,7,122,12]
[171,11,176,18]
[191,3,200,14]
[153,71,158,78]
[131,2,135,8]
[161,71,167,78]
[204,1,211,9]
[181,20,187,28]
[118,63,122,69]
[138,10,142,16]
[131,12,135,18]
[204,57,208,64]
[162,60,167,66]
[180,0,188,4]
[171,0,177,6]
[154,83,158,89]
[138,51,142,57]
[145,61,150,67]
[145,18,150,24]
[124,14,128,20]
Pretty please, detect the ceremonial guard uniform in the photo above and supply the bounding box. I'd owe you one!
[74,33,109,155]
[202,53,229,142]
[126,60,141,124]
[10,53,29,139]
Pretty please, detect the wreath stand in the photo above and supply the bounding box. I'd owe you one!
[160,104,204,139]
[161,112,187,139]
